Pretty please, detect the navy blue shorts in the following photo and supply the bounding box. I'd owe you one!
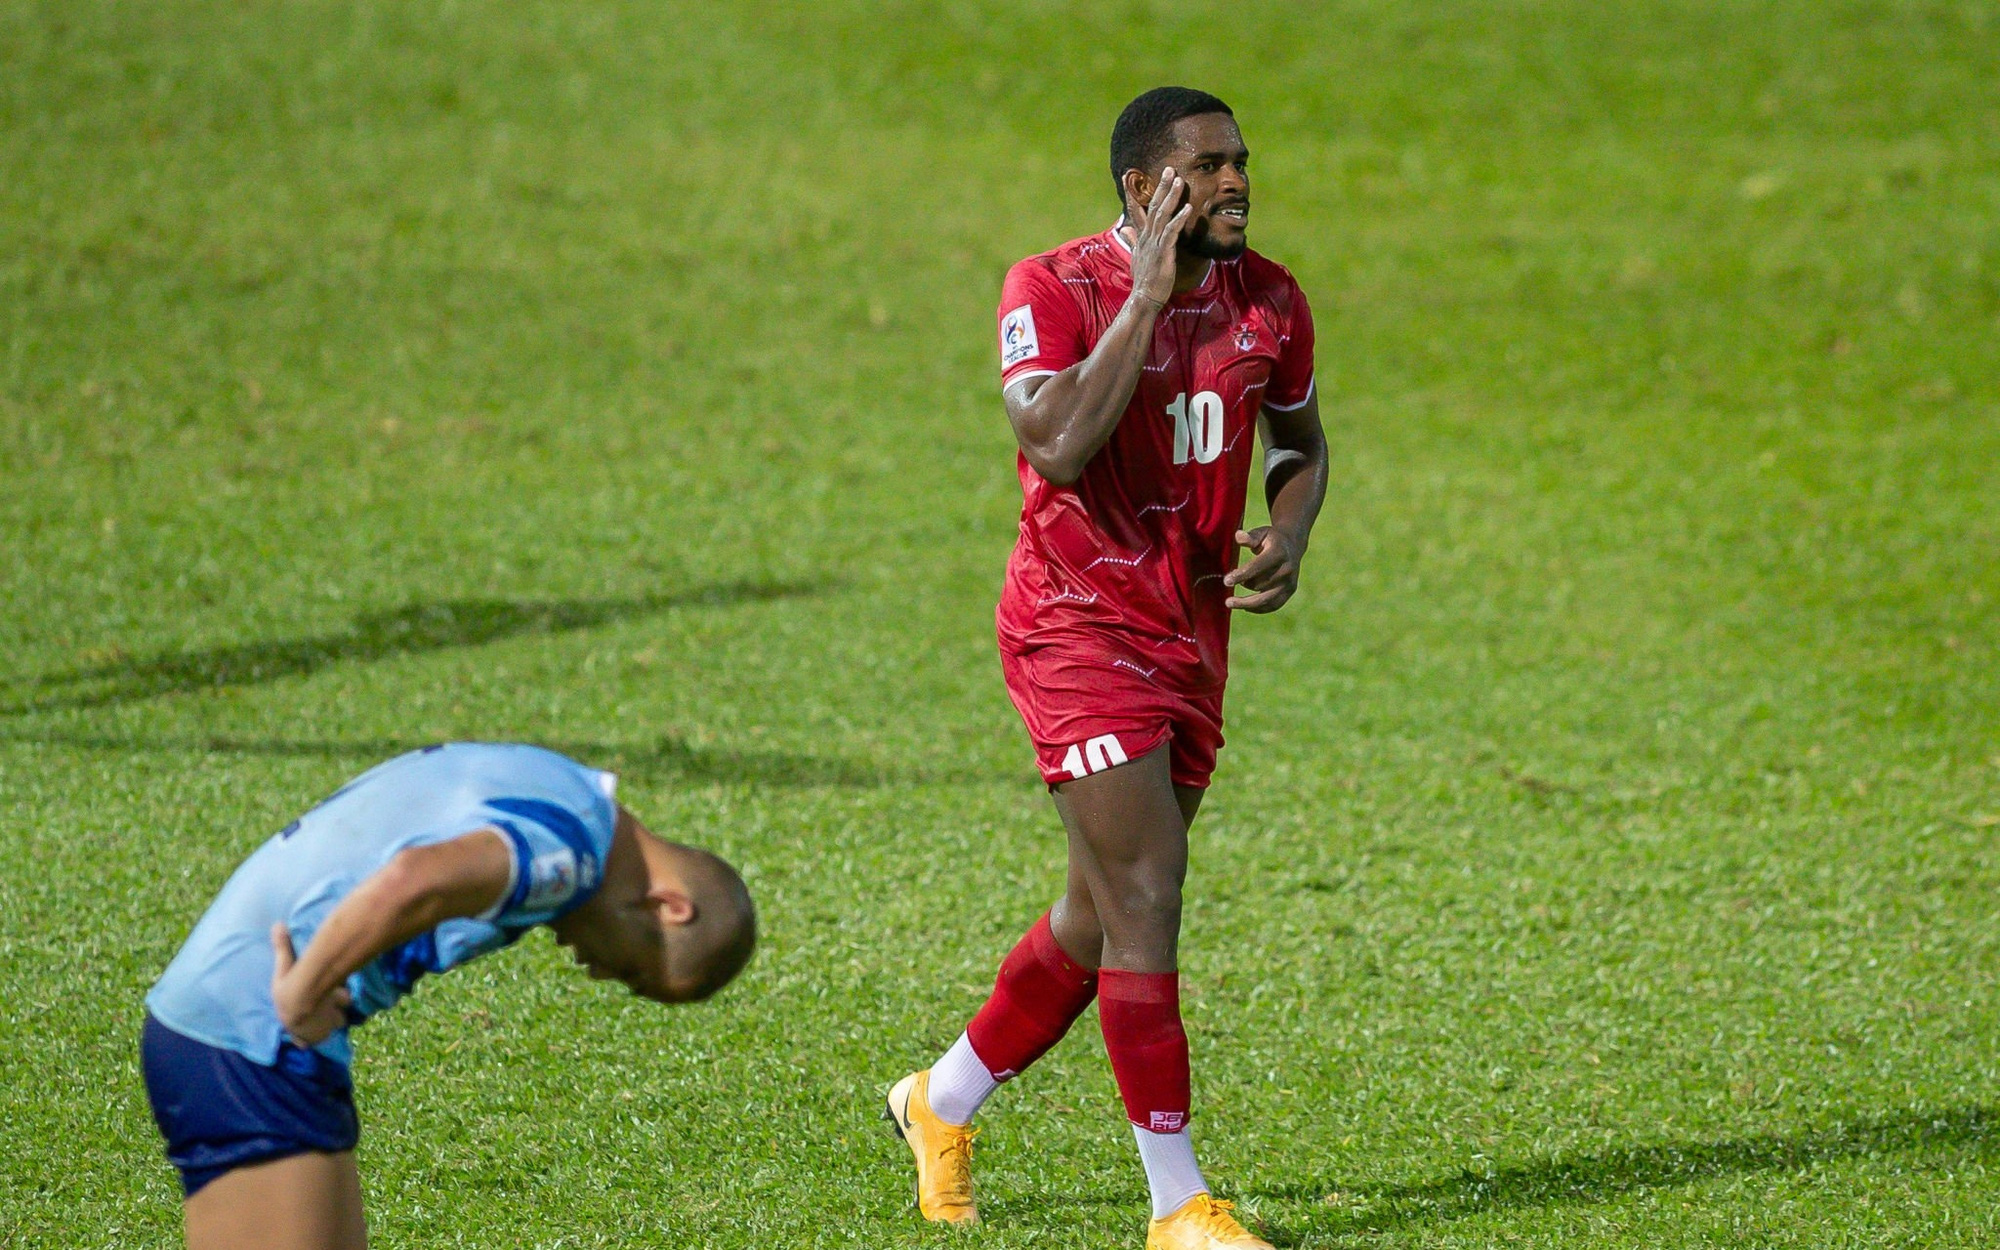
[140,1014,359,1198]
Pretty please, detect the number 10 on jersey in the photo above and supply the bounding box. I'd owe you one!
[1167,391,1224,465]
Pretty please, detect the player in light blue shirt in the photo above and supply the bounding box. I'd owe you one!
[141,742,756,1250]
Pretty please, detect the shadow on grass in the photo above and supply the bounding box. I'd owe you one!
[1254,1104,2000,1243]
[2,580,824,714]
[1,729,984,789]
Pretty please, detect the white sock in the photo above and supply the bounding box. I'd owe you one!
[926,1032,1001,1126]
[1133,1125,1209,1219]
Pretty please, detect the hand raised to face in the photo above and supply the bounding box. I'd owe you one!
[1122,167,1193,308]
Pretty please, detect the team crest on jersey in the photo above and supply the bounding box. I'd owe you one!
[1001,304,1040,368]
[522,850,580,911]
[1233,324,1257,353]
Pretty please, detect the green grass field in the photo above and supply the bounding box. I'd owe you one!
[5,1,2000,1245]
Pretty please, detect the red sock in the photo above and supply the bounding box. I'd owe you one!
[964,913,1097,1079]
[1098,969,1191,1133]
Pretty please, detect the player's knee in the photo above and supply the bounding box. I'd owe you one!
[1105,871,1182,934]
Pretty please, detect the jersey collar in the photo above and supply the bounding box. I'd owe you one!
[1110,219,1217,298]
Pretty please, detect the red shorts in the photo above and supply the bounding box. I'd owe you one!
[1000,646,1225,789]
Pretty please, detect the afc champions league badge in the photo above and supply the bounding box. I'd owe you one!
[1001,304,1039,368]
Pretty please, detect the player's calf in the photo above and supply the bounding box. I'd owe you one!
[889,911,1101,1222]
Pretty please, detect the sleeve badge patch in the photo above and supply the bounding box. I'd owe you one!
[1000,304,1040,368]
[522,850,580,911]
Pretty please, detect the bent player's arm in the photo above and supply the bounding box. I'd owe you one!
[1226,388,1329,614]
[1004,295,1162,486]
[270,828,514,1045]
[1004,170,1192,486]
[1259,385,1328,549]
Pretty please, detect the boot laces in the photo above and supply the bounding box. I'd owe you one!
[1192,1196,1250,1235]
[933,1124,978,1203]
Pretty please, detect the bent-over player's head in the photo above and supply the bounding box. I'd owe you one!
[1110,86,1249,262]
[550,805,756,1004]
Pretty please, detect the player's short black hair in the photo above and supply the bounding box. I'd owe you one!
[673,846,756,1002]
[1110,86,1234,205]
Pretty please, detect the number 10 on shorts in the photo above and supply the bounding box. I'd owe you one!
[1062,733,1129,780]
[1167,390,1224,465]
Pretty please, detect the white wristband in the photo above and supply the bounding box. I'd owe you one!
[1264,447,1308,484]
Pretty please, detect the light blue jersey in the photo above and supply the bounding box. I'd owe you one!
[147,743,619,1068]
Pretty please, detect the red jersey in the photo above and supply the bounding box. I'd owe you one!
[994,226,1316,696]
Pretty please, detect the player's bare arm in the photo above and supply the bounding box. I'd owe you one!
[1227,389,1329,614]
[270,827,513,1045]
[1002,170,1191,485]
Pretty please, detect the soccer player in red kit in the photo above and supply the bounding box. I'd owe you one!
[886,88,1328,1249]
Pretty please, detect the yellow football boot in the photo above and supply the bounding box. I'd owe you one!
[1145,1195,1272,1250]
[885,1070,978,1224]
